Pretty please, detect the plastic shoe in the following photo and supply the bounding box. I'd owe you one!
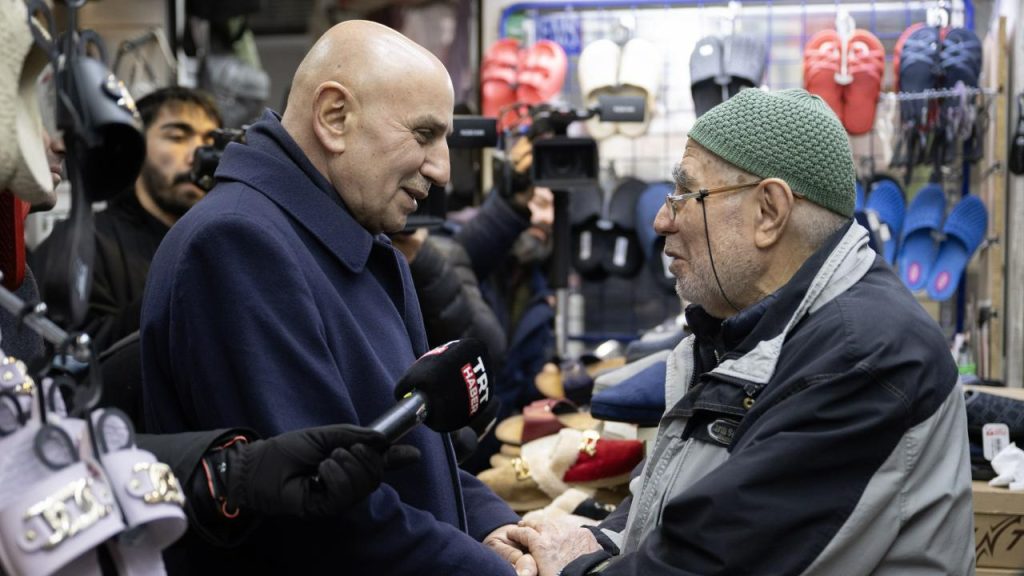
[897,26,941,124]
[927,194,987,301]
[843,29,885,135]
[803,30,844,121]
[516,40,567,106]
[940,27,983,88]
[616,38,662,138]
[481,39,520,121]
[690,35,728,118]
[578,39,620,140]
[897,183,945,291]
[0,0,53,205]
[602,178,647,277]
[863,178,906,265]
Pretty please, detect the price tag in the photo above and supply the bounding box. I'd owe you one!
[983,423,1010,460]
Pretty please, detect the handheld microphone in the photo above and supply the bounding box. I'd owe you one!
[369,339,492,443]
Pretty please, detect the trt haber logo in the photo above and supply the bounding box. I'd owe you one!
[461,356,490,416]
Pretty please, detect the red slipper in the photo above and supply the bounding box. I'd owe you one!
[516,40,567,105]
[481,39,520,119]
[803,30,844,122]
[843,29,885,134]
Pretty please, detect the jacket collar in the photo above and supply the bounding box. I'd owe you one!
[684,220,874,386]
[214,109,376,273]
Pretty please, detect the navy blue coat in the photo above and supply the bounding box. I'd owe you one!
[141,110,519,575]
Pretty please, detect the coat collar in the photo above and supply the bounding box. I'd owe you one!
[214,109,379,273]
[683,220,874,385]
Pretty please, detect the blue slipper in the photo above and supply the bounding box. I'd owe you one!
[926,195,987,301]
[591,358,666,426]
[636,182,677,293]
[940,27,983,88]
[898,183,946,291]
[864,179,906,265]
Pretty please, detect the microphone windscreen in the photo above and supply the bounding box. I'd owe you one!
[394,339,492,433]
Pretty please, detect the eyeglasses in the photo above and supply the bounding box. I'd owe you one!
[664,180,764,220]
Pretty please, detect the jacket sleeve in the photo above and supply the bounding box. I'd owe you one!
[454,193,529,281]
[596,367,971,576]
[147,214,518,576]
[409,236,507,361]
[137,429,261,547]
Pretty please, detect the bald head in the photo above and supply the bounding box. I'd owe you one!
[281,20,454,235]
[283,20,447,136]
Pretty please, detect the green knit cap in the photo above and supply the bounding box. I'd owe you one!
[688,88,856,218]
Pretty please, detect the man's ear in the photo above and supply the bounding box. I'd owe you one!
[754,179,797,249]
[311,81,353,154]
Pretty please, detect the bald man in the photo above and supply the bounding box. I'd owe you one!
[141,22,533,575]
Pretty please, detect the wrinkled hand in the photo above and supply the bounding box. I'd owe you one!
[506,519,602,576]
[484,524,538,576]
[227,424,419,518]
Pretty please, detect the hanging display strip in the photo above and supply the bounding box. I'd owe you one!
[497,0,974,183]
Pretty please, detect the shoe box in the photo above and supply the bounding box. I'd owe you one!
[970,385,1024,571]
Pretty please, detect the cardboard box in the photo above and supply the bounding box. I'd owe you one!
[969,386,1024,569]
[975,481,1024,569]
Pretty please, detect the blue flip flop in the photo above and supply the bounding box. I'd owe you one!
[926,195,987,301]
[864,179,906,265]
[898,183,946,291]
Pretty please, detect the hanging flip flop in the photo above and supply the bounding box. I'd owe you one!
[616,38,662,138]
[723,34,767,99]
[481,39,520,121]
[863,178,905,265]
[578,39,620,140]
[690,35,728,118]
[897,183,945,291]
[926,194,987,301]
[843,29,885,135]
[517,40,567,106]
[803,30,844,122]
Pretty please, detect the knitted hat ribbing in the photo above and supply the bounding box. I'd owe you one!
[688,88,856,218]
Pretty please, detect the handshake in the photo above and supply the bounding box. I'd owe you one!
[484,515,606,576]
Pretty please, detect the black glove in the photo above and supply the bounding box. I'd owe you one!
[223,424,420,518]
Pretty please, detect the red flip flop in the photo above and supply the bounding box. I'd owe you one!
[516,40,567,105]
[481,39,520,119]
[803,30,844,122]
[843,29,885,134]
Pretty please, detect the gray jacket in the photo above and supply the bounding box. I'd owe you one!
[565,222,974,576]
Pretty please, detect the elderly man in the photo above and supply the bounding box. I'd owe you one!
[508,88,974,575]
[141,21,533,576]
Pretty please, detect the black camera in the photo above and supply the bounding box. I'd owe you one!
[403,115,498,231]
[190,128,247,191]
[529,95,646,189]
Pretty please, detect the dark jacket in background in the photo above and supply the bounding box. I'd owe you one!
[409,234,506,363]
[32,191,169,353]
[141,110,519,575]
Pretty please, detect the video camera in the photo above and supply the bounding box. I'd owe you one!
[190,128,247,192]
[529,94,646,189]
[403,115,499,232]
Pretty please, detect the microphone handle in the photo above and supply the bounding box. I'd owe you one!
[369,392,429,443]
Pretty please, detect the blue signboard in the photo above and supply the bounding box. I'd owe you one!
[536,11,583,55]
